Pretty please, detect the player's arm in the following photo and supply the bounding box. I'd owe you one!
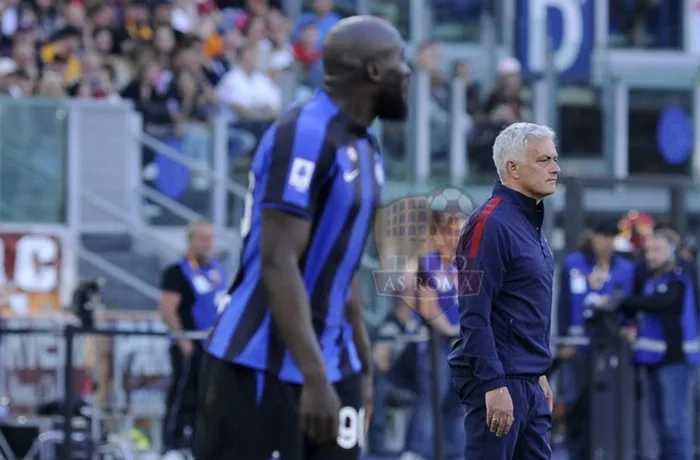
[456,216,508,391]
[259,117,335,382]
[346,274,372,376]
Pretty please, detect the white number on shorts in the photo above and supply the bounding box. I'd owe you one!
[337,406,365,450]
[240,171,256,238]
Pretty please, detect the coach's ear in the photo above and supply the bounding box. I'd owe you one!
[365,59,382,83]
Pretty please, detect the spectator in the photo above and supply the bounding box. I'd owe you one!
[36,70,66,97]
[292,22,322,88]
[11,41,38,84]
[153,24,177,67]
[172,38,218,186]
[203,26,242,85]
[7,68,34,97]
[153,0,175,27]
[87,3,116,30]
[414,40,452,158]
[120,51,179,135]
[33,0,62,43]
[452,59,483,124]
[216,44,280,152]
[294,0,340,47]
[484,56,531,125]
[113,0,153,54]
[93,26,115,58]
[241,14,271,71]
[69,51,109,98]
[39,25,82,85]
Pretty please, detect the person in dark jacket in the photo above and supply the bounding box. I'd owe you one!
[556,222,635,460]
[448,122,560,460]
[622,230,700,460]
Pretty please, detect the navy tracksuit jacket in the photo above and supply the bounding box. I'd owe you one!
[448,182,554,389]
[448,182,555,459]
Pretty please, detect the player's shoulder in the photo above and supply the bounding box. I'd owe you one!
[464,197,509,232]
[276,97,338,141]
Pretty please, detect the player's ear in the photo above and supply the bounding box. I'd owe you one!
[365,59,382,83]
[506,160,519,179]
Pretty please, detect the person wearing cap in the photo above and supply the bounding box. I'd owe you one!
[556,221,635,460]
[484,57,531,126]
[620,229,700,460]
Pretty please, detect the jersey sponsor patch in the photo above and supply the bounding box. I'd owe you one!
[288,158,315,193]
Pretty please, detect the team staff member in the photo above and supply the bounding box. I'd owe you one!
[621,231,700,460]
[194,16,410,460]
[158,220,226,454]
[449,122,559,460]
[556,222,634,460]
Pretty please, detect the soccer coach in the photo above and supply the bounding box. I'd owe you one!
[448,122,560,460]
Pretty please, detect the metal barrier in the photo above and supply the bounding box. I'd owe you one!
[0,323,676,460]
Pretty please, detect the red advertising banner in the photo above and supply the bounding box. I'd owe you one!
[0,231,171,417]
[0,232,62,315]
[0,313,172,417]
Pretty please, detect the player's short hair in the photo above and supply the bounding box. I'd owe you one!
[492,122,556,182]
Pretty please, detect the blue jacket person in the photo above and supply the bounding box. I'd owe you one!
[621,230,700,460]
[159,220,226,453]
[556,222,635,460]
[448,122,560,460]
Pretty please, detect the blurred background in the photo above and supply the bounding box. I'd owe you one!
[0,0,698,458]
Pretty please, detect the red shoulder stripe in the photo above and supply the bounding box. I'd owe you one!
[468,196,503,259]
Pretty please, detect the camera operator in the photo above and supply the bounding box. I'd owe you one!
[557,222,635,460]
[159,220,227,454]
[621,230,700,460]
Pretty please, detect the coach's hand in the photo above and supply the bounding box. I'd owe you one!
[485,386,514,437]
[300,375,342,443]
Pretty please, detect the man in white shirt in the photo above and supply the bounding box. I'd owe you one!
[216,45,282,158]
[216,45,281,128]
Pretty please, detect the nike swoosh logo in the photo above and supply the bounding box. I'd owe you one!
[343,169,360,182]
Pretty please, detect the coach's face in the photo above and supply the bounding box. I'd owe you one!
[519,137,560,200]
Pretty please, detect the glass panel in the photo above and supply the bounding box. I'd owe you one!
[429,0,484,42]
[301,0,357,17]
[558,85,603,157]
[0,98,67,223]
[608,1,683,49]
[628,89,693,175]
[370,0,411,39]
[141,116,217,225]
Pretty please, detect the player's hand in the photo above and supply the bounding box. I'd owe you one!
[361,372,373,433]
[178,339,194,357]
[485,386,514,437]
[300,375,341,444]
[539,375,554,413]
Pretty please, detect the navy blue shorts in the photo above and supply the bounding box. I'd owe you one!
[194,353,363,460]
[454,376,552,460]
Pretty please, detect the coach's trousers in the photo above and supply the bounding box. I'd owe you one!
[455,377,552,460]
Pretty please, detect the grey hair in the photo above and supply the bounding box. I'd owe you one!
[492,122,556,181]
